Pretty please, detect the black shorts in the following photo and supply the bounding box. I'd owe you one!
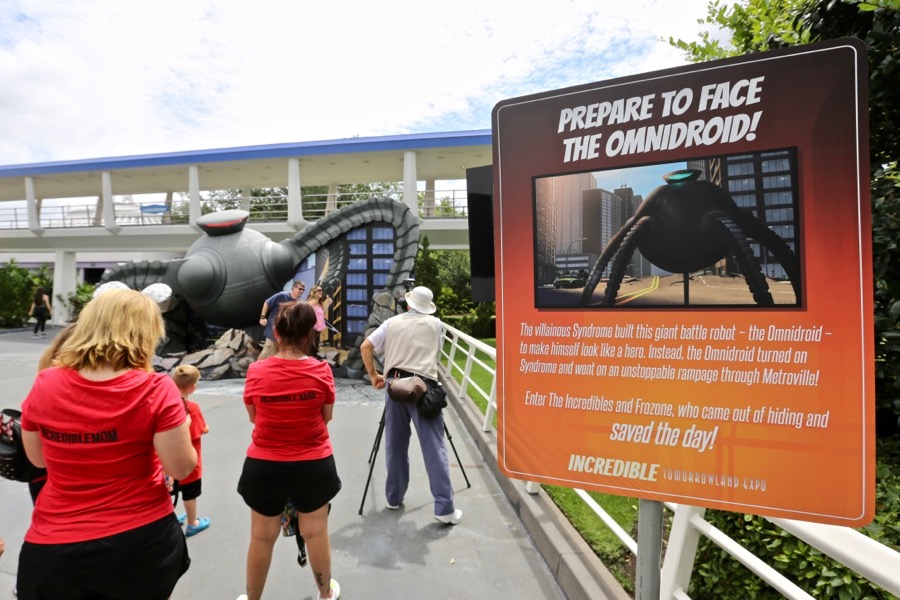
[237,455,341,516]
[172,478,202,501]
[17,513,190,600]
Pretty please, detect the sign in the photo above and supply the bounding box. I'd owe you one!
[140,204,169,214]
[492,39,873,525]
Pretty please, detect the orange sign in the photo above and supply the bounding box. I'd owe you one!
[492,39,873,525]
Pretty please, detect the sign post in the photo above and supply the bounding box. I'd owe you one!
[492,37,874,538]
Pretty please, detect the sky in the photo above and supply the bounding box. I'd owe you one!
[0,0,719,166]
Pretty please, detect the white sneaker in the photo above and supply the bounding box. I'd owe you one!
[385,502,401,510]
[434,509,463,525]
[318,578,340,600]
[236,596,247,600]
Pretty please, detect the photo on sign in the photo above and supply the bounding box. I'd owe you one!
[532,147,803,309]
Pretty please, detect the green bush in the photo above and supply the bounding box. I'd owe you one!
[55,282,96,322]
[0,260,34,326]
[450,302,496,338]
[690,439,900,599]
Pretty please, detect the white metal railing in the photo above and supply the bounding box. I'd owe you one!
[436,321,900,599]
[0,189,469,230]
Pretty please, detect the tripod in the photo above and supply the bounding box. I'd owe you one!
[358,407,471,515]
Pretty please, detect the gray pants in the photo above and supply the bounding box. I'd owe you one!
[383,385,455,516]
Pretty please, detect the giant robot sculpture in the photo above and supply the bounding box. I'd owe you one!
[578,169,801,307]
[100,197,420,354]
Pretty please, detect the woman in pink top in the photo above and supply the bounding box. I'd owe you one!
[305,284,332,357]
[18,288,196,600]
[237,300,341,600]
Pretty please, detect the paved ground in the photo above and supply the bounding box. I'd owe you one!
[0,328,564,600]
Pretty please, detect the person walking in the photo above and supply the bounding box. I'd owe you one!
[360,286,462,525]
[305,284,332,358]
[237,300,341,600]
[17,288,196,600]
[257,280,305,361]
[28,287,52,338]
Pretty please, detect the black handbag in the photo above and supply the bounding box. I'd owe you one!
[417,380,447,420]
[0,408,44,482]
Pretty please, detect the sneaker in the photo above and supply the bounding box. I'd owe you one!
[385,501,402,510]
[434,509,463,525]
[236,596,248,600]
[177,513,187,526]
[40,333,47,338]
[31,335,39,339]
[185,516,210,537]
[318,578,340,600]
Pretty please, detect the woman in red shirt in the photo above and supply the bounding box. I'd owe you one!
[237,300,341,600]
[18,288,196,600]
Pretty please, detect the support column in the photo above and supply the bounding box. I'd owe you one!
[189,165,201,229]
[52,250,77,325]
[163,191,173,224]
[240,185,253,212]
[423,177,436,218]
[101,171,120,234]
[287,158,306,230]
[403,151,419,218]
[326,182,338,213]
[25,177,44,235]
[92,195,103,226]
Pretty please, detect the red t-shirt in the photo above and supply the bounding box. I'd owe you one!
[243,356,335,461]
[179,399,208,485]
[20,368,186,544]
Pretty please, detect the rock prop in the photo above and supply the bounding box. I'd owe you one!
[155,328,260,380]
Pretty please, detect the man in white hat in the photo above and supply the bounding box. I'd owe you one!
[360,286,462,525]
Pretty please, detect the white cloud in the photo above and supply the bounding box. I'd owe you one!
[0,0,716,163]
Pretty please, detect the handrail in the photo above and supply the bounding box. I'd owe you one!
[436,321,900,599]
[0,189,469,230]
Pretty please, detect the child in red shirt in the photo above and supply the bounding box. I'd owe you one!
[171,365,210,537]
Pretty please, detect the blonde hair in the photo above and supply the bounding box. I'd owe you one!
[172,364,201,392]
[54,288,166,372]
[37,323,78,371]
[305,285,323,301]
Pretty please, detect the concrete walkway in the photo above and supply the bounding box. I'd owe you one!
[0,329,567,600]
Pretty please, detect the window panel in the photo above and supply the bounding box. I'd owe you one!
[728,178,755,193]
[761,158,789,173]
[732,194,756,208]
[763,174,791,189]
[349,258,368,271]
[764,191,792,205]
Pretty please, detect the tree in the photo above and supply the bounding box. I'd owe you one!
[670,4,900,598]
[433,250,472,315]
[413,235,441,312]
[670,0,900,422]
[0,259,34,327]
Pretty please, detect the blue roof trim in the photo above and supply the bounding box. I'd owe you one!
[0,130,493,177]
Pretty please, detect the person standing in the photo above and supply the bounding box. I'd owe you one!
[237,301,341,600]
[305,284,333,357]
[170,365,211,537]
[257,280,305,361]
[28,287,52,339]
[360,286,462,525]
[17,288,196,600]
